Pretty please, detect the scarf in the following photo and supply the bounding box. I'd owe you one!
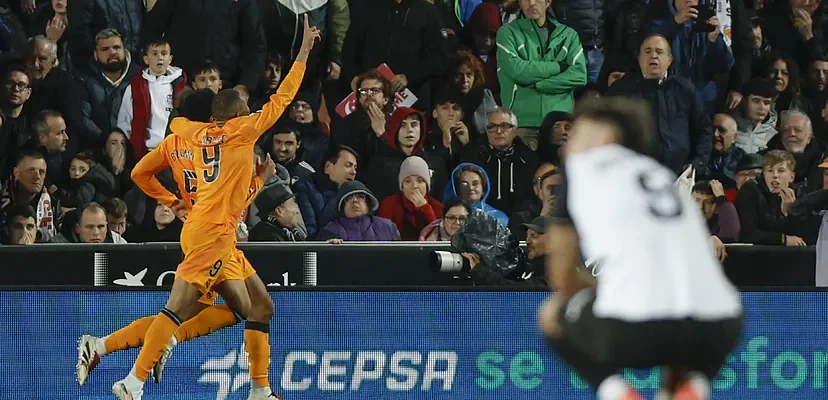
[716,0,732,49]
[0,180,55,240]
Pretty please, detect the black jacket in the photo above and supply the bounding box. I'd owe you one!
[457,137,540,216]
[68,0,143,73]
[26,68,88,150]
[735,176,810,245]
[249,218,306,242]
[54,163,116,208]
[75,56,140,140]
[341,0,447,109]
[469,255,547,287]
[760,0,825,73]
[607,74,713,175]
[141,0,267,90]
[508,199,541,241]
[607,0,648,64]
[553,0,607,48]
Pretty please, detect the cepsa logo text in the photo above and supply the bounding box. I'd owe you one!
[280,351,458,391]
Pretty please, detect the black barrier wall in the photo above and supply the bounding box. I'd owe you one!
[0,242,816,287]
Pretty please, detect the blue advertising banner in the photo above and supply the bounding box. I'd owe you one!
[1,291,826,399]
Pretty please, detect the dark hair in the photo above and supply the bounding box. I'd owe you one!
[269,118,302,141]
[71,152,95,167]
[189,59,221,79]
[15,149,45,165]
[144,39,171,56]
[3,204,36,222]
[5,64,29,82]
[211,89,244,121]
[691,180,713,196]
[32,109,62,136]
[179,88,215,122]
[741,77,776,99]
[95,128,137,172]
[574,97,653,155]
[755,51,800,94]
[267,52,284,71]
[442,198,471,217]
[355,68,394,104]
[325,144,359,165]
[432,88,464,109]
[101,197,128,218]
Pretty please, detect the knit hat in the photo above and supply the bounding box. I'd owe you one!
[336,180,379,215]
[254,183,295,218]
[398,156,431,191]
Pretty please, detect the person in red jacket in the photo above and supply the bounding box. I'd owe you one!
[377,156,444,240]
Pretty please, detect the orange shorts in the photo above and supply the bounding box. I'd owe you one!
[175,220,256,305]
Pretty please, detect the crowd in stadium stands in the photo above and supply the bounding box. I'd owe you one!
[1,0,828,249]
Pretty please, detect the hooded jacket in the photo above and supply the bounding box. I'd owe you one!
[442,162,509,225]
[117,66,188,158]
[290,92,329,169]
[732,107,778,154]
[319,180,401,241]
[361,107,450,202]
[457,136,540,216]
[464,3,502,100]
[496,12,587,127]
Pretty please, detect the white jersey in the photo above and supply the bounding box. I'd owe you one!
[563,145,742,322]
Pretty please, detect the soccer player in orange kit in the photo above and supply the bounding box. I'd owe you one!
[76,114,278,386]
[111,16,320,400]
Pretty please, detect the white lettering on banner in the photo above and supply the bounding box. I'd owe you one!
[113,269,147,286]
[280,351,458,392]
[266,272,297,287]
[198,345,250,400]
[157,270,176,286]
[319,351,351,390]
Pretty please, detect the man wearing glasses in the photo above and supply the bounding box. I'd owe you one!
[0,65,32,179]
[457,107,540,216]
[331,68,394,163]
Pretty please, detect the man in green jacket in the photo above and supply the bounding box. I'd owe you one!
[496,0,586,150]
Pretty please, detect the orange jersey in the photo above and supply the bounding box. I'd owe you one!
[170,61,305,228]
[131,135,266,215]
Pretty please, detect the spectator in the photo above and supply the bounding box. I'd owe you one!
[261,119,316,183]
[0,151,62,240]
[332,69,393,163]
[733,78,777,154]
[1,204,39,244]
[707,113,746,188]
[553,0,607,83]
[285,92,329,168]
[0,65,31,179]
[101,196,128,236]
[648,0,734,114]
[735,149,808,245]
[123,200,182,242]
[251,53,284,112]
[443,162,508,225]
[607,33,713,175]
[117,39,187,159]
[748,12,771,61]
[692,179,741,261]
[25,36,86,149]
[764,110,826,193]
[35,0,69,73]
[295,144,358,238]
[29,109,69,190]
[457,107,540,215]
[249,183,306,242]
[362,107,450,201]
[54,152,115,209]
[318,180,401,241]
[786,158,828,241]
[377,156,444,240]
[462,3,502,102]
[759,0,824,72]
[141,0,267,98]
[595,54,631,94]
[50,202,127,243]
[465,214,550,286]
[496,0,587,150]
[804,55,828,100]
[607,0,649,70]
[509,163,559,240]
[535,111,572,164]
[450,50,498,137]
[341,0,446,111]
[188,60,223,94]
[69,0,143,71]
[756,52,812,115]
[76,29,140,139]
[426,89,474,157]
[725,152,764,202]
[93,128,136,199]
[419,198,470,241]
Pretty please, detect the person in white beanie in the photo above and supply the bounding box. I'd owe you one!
[377,156,445,240]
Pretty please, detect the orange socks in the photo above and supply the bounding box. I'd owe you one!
[132,309,181,382]
[244,321,271,388]
[177,304,241,342]
[104,316,155,354]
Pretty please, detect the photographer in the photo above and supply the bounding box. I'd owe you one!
[461,216,552,287]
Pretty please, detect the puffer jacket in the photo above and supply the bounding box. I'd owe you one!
[732,107,778,154]
[553,0,606,48]
[76,54,140,138]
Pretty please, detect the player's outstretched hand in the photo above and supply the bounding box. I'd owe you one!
[299,14,321,55]
[171,199,188,222]
[256,153,277,182]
